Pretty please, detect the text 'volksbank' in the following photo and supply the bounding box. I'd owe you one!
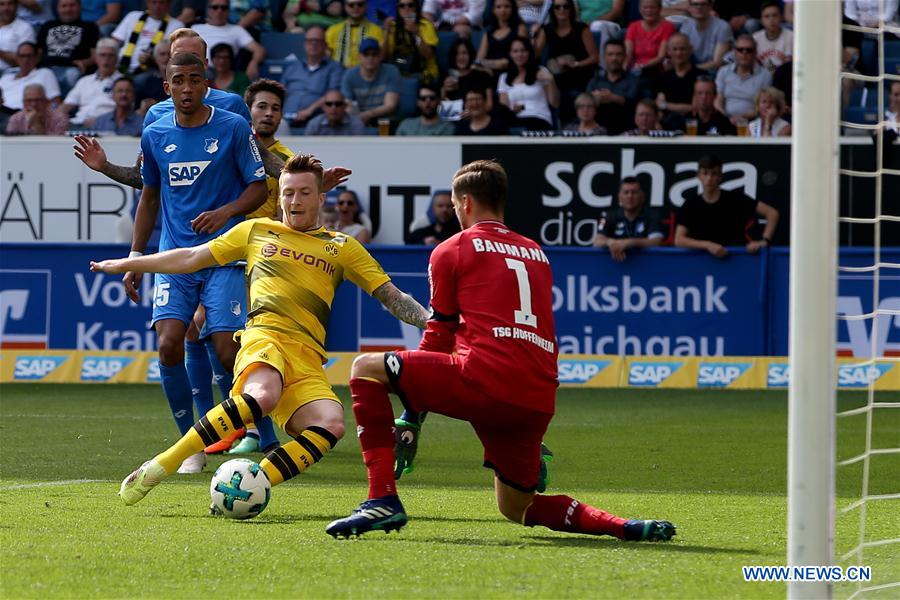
[552,275,728,313]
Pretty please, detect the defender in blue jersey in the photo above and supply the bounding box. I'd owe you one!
[132,52,266,472]
[144,86,251,130]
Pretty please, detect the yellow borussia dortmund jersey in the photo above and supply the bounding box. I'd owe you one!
[208,217,390,359]
[248,139,294,220]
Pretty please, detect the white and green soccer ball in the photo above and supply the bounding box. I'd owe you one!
[209,459,271,520]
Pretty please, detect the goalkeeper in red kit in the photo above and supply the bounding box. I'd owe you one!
[326,159,676,542]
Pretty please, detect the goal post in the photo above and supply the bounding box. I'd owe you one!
[787,1,842,598]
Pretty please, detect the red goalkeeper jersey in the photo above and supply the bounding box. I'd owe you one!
[419,220,559,413]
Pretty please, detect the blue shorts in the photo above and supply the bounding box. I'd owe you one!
[151,267,247,334]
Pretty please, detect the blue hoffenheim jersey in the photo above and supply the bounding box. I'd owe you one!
[143,87,252,128]
[140,107,265,251]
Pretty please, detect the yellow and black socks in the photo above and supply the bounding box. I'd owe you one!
[260,426,338,485]
[156,393,263,473]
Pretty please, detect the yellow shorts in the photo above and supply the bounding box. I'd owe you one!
[231,327,340,430]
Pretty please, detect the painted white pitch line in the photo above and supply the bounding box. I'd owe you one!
[0,479,112,490]
[4,414,167,420]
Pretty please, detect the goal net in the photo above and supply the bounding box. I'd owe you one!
[789,2,900,599]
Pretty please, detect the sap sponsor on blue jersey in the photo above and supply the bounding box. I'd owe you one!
[697,362,751,388]
[628,361,683,386]
[558,359,610,384]
[80,356,134,381]
[13,356,67,380]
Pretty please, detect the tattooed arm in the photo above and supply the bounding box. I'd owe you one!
[372,282,429,330]
[73,135,144,189]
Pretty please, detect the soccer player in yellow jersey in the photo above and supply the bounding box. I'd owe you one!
[244,79,294,221]
[92,153,430,506]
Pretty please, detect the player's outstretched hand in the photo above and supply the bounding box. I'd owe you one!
[323,167,352,192]
[191,208,229,235]
[90,259,126,274]
[73,135,108,172]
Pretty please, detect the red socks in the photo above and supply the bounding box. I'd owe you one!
[349,378,397,499]
[524,494,626,539]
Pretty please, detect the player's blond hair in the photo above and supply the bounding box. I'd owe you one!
[169,28,208,56]
[452,159,508,214]
[282,153,324,191]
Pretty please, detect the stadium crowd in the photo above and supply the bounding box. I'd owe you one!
[4,0,897,137]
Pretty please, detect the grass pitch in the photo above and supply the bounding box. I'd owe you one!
[1,384,897,599]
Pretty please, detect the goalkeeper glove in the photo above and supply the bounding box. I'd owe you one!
[394,410,426,480]
[536,442,554,493]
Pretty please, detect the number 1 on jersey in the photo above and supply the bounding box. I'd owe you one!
[505,258,537,328]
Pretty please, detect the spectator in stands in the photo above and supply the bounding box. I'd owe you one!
[578,0,624,40]
[1,0,36,72]
[844,0,900,31]
[228,0,272,34]
[16,0,52,27]
[563,92,606,135]
[675,153,779,258]
[208,43,250,96]
[193,2,265,80]
[653,33,705,119]
[283,26,343,126]
[713,0,761,37]
[592,176,665,261]
[623,97,677,136]
[382,0,439,86]
[169,0,204,26]
[5,82,67,133]
[89,75,141,135]
[517,0,549,33]
[304,88,368,134]
[82,0,121,35]
[748,87,790,137]
[534,0,597,122]
[334,189,372,242]
[408,189,460,244]
[714,35,772,122]
[663,76,734,135]
[0,41,61,109]
[499,36,559,131]
[396,85,454,134]
[476,0,528,80]
[134,39,169,110]
[624,0,675,74]
[60,38,120,126]
[587,39,640,135]
[326,0,384,69]
[36,0,99,96]
[753,1,791,72]
[455,87,507,134]
[439,38,493,121]
[422,0,485,39]
[284,0,343,32]
[679,0,731,72]
[319,203,339,229]
[112,0,184,75]
[887,80,900,135]
[341,37,400,126]
[0,88,15,131]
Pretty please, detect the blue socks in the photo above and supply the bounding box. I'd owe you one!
[205,340,233,401]
[159,361,195,435]
[185,340,214,417]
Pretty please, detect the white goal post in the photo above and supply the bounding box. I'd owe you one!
[787,1,842,599]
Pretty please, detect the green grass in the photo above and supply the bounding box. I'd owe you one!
[0,385,897,599]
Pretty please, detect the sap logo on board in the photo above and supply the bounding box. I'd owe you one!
[558,359,610,384]
[168,161,211,186]
[146,359,161,382]
[698,362,751,388]
[323,357,337,369]
[837,363,893,388]
[80,356,134,381]
[13,355,67,380]
[628,362,682,386]
[767,363,790,387]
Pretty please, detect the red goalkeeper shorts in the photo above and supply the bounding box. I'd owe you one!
[386,350,554,492]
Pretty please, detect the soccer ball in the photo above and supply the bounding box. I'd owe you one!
[209,459,271,520]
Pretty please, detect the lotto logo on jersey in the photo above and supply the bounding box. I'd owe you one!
[13,356,67,380]
[767,363,790,388]
[697,362,751,388]
[628,361,682,387]
[168,161,211,186]
[558,359,610,384]
[80,356,134,381]
[837,363,893,388]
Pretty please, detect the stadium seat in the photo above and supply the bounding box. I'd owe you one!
[260,31,306,60]
[259,58,295,81]
[397,77,420,118]
[886,56,900,76]
[843,106,879,125]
